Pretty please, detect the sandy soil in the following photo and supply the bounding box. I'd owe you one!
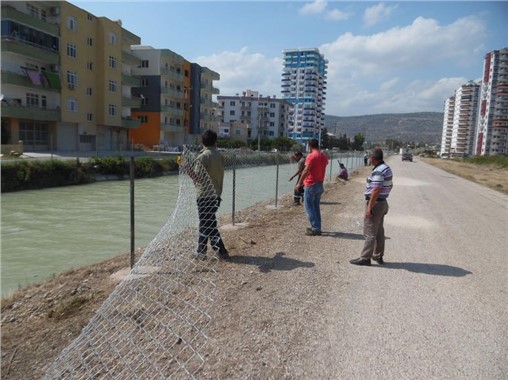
[1,157,505,379]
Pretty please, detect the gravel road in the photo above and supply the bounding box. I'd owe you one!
[203,156,508,379]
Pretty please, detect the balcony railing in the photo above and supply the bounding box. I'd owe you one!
[161,87,183,98]
[160,68,184,81]
[122,50,140,66]
[122,96,141,108]
[162,123,183,133]
[1,101,59,121]
[1,37,59,64]
[1,5,59,36]
[121,117,141,129]
[160,106,183,117]
[121,73,140,87]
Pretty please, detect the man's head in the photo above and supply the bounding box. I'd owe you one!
[339,162,345,168]
[202,130,218,147]
[370,147,383,164]
[308,139,319,150]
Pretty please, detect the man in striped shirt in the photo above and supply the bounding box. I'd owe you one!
[350,147,393,266]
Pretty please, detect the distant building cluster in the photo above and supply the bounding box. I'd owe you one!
[440,48,508,157]
[1,1,328,153]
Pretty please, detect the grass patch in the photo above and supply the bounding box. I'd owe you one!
[48,296,89,320]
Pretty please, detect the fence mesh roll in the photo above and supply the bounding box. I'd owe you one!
[43,147,364,379]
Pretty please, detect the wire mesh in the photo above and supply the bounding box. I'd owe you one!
[43,147,365,379]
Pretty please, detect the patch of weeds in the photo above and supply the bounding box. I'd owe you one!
[48,296,89,320]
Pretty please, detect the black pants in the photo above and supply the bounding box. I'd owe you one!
[197,197,226,254]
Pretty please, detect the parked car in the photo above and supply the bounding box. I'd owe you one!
[402,152,413,162]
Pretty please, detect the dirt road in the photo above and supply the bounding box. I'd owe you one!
[2,156,507,379]
[202,156,508,379]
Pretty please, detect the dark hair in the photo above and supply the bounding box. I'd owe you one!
[308,139,319,149]
[295,151,303,156]
[371,147,383,161]
[202,130,217,147]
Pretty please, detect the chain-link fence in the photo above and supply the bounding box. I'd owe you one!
[43,148,365,379]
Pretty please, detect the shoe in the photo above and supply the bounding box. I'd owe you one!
[305,229,321,236]
[217,250,230,260]
[349,257,371,266]
[372,255,384,264]
[293,202,301,206]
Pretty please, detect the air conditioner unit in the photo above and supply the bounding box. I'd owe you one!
[50,7,60,16]
[50,64,59,72]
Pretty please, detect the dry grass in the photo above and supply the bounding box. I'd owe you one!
[421,157,508,194]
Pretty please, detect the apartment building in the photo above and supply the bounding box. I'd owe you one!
[281,48,328,145]
[217,90,293,143]
[1,1,142,152]
[475,48,508,156]
[440,95,455,156]
[191,64,220,136]
[450,81,480,156]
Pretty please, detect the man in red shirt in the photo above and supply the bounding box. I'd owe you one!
[295,139,329,236]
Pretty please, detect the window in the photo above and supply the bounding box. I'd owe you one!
[67,71,77,87]
[141,60,149,68]
[108,80,117,92]
[270,112,275,117]
[87,14,93,21]
[87,62,93,71]
[66,43,76,58]
[270,103,276,108]
[26,93,39,107]
[141,78,149,86]
[139,115,148,123]
[67,98,78,112]
[141,97,148,106]
[87,37,93,46]
[67,16,77,31]
[26,4,39,18]
[41,95,47,108]
[80,134,95,144]
[87,113,93,121]
[86,88,92,96]
[40,10,46,22]
[20,122,48,145]
[109,56,117,69]
[108,104,116,116]
[229,110,235,116]
[235,129,241,135]
[230,101,236,106]
[109,32,116,45]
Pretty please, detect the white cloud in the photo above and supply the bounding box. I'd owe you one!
[299,0,327,15]
[194,47,282,99]
[194,16,488,116]
[326,9,353,21]
[363,2,397,27]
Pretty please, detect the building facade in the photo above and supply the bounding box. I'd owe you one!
[440,95,455,156]
[1,1,142,152]
[474,48,508,156]
[281,48,327,145]
[450,81,480,156]
[217,90,293,143]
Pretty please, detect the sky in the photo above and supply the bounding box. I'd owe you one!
[71,1,508,116]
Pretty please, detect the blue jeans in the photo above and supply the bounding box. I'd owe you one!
[304,182,324,232]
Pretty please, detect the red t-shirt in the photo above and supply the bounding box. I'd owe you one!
[303,150,329,186]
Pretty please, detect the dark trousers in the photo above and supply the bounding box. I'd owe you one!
[197,197,226,254]
[293,185,304,204]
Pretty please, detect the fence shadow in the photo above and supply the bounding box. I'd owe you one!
[379,262,472,277]
[229,252,315,273]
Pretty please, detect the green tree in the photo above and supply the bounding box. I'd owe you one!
[351,133,365,151]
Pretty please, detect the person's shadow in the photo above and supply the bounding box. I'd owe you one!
[321,231,364,240]
[379,262,472,277]
[229,252,315,273]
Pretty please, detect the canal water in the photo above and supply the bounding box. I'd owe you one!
[1,154,360,296]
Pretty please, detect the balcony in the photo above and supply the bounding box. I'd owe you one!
[122,96,142,108]
[1,37,59,64]
[1,5,59,36]
[121,117,141,129]
[160,68,184,81]
[161,87,183,98]
[212,86,220,95]
[161,106,183,117]
[121,73,140,87]
[1,101,59,121]
[122,50,140,66]
[162,123,183,133]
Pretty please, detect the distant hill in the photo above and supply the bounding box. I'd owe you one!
[324,112,444,145]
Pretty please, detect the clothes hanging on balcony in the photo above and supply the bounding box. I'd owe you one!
[44,72,61,90]
[22,68,42,86]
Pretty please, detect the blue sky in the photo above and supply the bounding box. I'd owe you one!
[72,1,508,116]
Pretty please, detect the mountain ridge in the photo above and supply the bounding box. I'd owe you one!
[324,112,444,145]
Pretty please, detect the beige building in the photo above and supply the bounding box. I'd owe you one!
[1,1,141,152]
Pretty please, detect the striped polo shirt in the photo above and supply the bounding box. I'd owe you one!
[364,161,393,200]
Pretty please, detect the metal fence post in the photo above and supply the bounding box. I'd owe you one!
[130,155,135,269]
[275,155,279,208]
[232,155,236,225]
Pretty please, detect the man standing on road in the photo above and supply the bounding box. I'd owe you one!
[350,147,393,266]
[296,139,329,236]
[182,130,229,260]
[289,151,305,205]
